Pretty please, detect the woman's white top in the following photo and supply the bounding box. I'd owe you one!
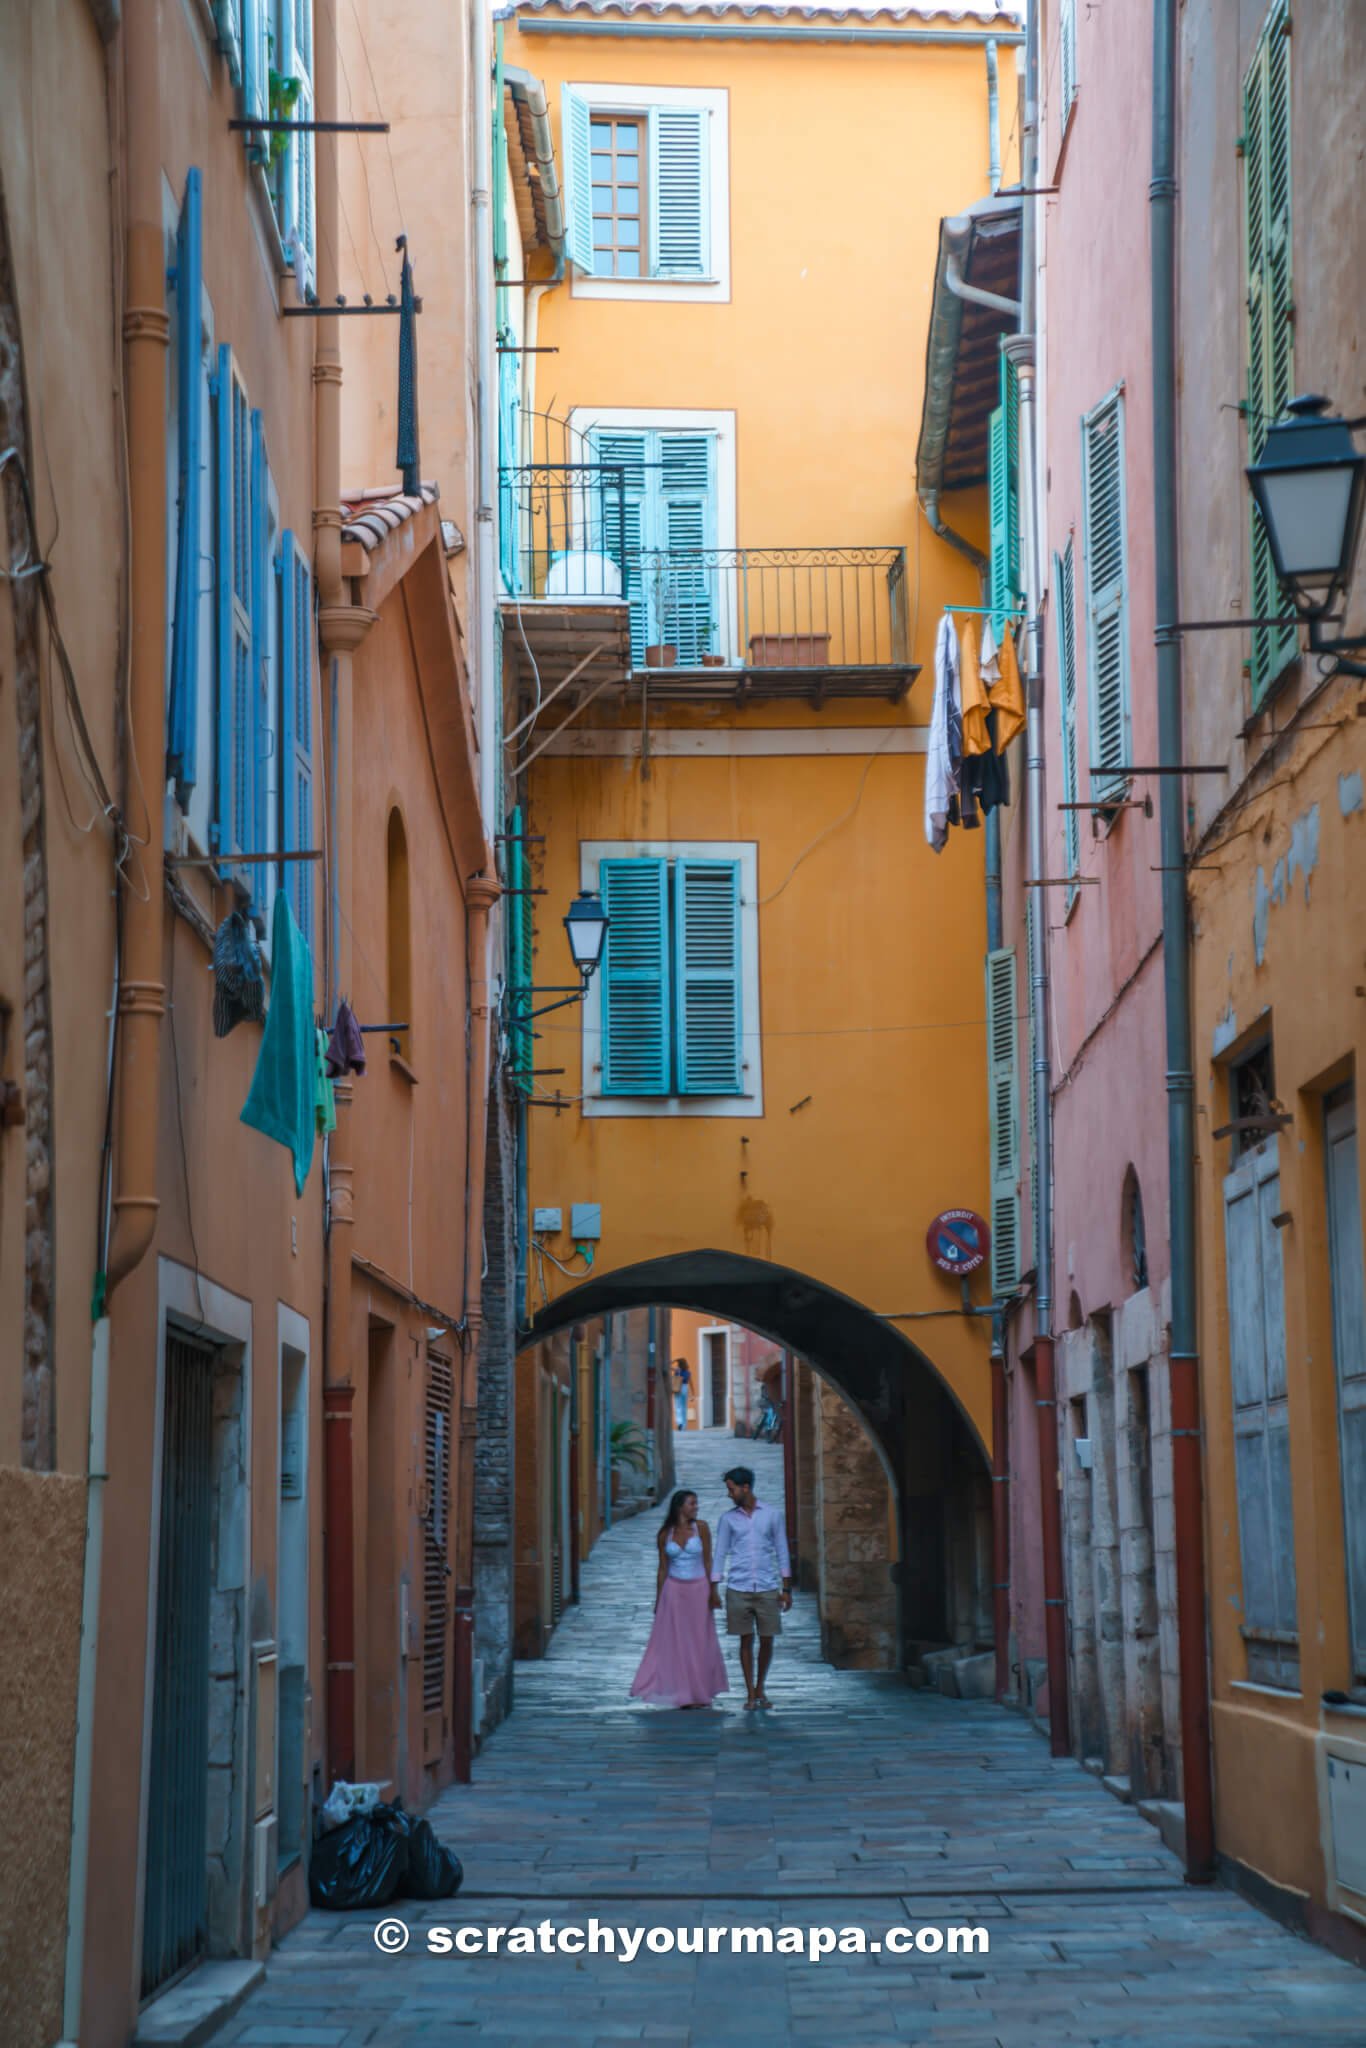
[665,1532,706,1581]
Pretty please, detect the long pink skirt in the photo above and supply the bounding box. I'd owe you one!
[629,1575,731,1707]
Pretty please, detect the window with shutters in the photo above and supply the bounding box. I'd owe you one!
[1324,1086,1366,1694]
[582,841,760,1117]
[561,82,730,303]
[1059,0,1078,132]
[278,538,314,943]
[1243,0,1298,703]
[985,947,1022,1297]
[584,425,719,666]
[1081,388,1130,804]
[1054,539,1081,905]
[988,349,1021,636]
[273,0,317,293]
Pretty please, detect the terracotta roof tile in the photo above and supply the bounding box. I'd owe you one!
[339,481,440,553]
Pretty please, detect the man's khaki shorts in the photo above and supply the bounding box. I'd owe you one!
[725,1587,782,1638]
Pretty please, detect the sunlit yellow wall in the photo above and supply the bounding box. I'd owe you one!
[504,6,1022,1450]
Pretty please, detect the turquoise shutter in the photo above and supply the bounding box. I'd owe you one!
[278,0,317,290]
[241,0,269,155]
[988,350,1020,635]
[1055,540,1080,895]
[600,858,670,1096]
[1082,390,1129,800]
[1060,0,1078,124]
[276,534,294,912]
[561,87,596,276]
[212,353,252,879]
[289,545,313,945]
[214,0,243,84]
[249,413,270,875]
[1245,1,1296,702]
[212,345,235,868]
[986,947,1021,1295]
[505,802,534,1082]
[658,434,716,663]
[497,341,522,592]
[168,168,203,800]
[675,859,742,1096]
[593,430,650,664]
[649,107,707,278]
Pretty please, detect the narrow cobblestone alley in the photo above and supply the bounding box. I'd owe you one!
[219,1434,1364,2048]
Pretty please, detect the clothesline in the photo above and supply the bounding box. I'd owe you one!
[942,602,1028,619]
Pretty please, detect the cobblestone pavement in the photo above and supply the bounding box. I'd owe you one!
[223,1432,1365,2047]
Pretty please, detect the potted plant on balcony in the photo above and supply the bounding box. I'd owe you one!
[698,621,725,668]
[644,558,677,668]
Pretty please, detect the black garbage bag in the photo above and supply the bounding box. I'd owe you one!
[402,1816,463,1901]
[309,1804,411,1910]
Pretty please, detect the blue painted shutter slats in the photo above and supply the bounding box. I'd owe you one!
[988,351,1020,635]
[241,0,269,152]
[659,434,716,663]
[168,168,203,799]
[600,858,670,1096]
[214,0,244,84]
[213,349,254,877]
[277,533,295,901]
[594,431,650,664]
[497,343,522,592]
[675,860,742,1096]
[561,87,596,276]
[290,546,314,944]
[213,345,234,864]
[649,107,707,278]
[249,411,269,872]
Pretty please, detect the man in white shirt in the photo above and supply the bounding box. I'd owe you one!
[710,1465,792,1710]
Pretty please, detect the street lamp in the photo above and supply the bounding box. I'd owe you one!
[562,890,610,976]
[1246,395,1366,610]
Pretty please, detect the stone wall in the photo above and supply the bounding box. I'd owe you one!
[813,1379,896,1669]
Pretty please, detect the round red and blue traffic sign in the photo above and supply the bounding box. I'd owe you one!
[926,1208,990,1276]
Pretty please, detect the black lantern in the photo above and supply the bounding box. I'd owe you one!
[1246,395,1366,610]
[563,890,609,976]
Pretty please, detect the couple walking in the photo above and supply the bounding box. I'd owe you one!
[630,1466,791,1712]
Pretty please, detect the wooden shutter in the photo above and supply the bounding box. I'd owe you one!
[1082,390,1129,801]
[213,347,254,881]
[987,352,1019,635]
[1060,0,1078,125]
[1055,541,1080,893]
[986,947,1021,1295]
[593,430,650,664]
[1244,1,1297,702]
[168,169,203,802]
[1325,1091,1366,1688]
[279,540,314,946]
[1223,1139,1298,1687]
[658,434,716,663]
[600,858,670,1096]
[561,87,597,276]
[675,859,742,1096]
[649,107,708,278]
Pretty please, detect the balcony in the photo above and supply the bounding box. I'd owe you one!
[498,458,918,707]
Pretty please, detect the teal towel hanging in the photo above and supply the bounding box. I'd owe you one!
[241,889,317,1196]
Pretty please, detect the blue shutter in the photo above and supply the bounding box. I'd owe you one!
[241,0,269,155]
[561,87,596,276]
[649,107,708,278]
[593,430,650,664]
[213,348,253,878]
[505,802,534,1082]
[498,342,522,592]
[600,859,670,1096]
[213,345,234,867]
[168,168,203,800]
[249,413,270,877]
[276,533,295,914]
[658,434,716,664]
[214,0,243,84]
[674,859,742,1095]
[288,545,314,945]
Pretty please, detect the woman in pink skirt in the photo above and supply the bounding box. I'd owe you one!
[630,1489,730,1709]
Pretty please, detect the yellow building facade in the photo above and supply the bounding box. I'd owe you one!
[497,0,1022,1662]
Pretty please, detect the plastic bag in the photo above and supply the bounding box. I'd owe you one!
[308,1805,410,1910]
[320,1779,382,1834]
[404,1816,463,1901]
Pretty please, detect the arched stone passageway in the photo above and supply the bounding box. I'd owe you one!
[521,1250,993,1670]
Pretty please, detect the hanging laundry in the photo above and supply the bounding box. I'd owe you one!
[959,619,991,757]
[924,612,961,852]
[211,908,266,1038]
[241,890,317,1196]
[325,999,367,1079]
[962,707,1011,817]
[987,621,1026,750]
[315,1027,337,1136]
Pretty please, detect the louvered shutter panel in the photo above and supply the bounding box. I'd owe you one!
[277,533,295,910]
[1224,1140,1298,1687]
[249,413,270,887]
[289,545,314,945]
[423,1357,453,1735]
[1324,1094,1366,1688]
[1055,541,1080,893]
[505,803,534,1081]
[986,947,1021,1296]
[988,407,1008,634]
[649,107,708,278]
[1001,351,1020,618]
[1245,1,1297,702]
[212,347,253,878]
[675,860,742,1096]
[600,859,670,1096]
[593,431,650,664]
[561,87,596,276]
[659,434,716,663]
[1060,0,1078,124]
[498,342,522,592]
[278,0,317,292]
[214,0,243,84]
[1083,393,1129,801]
[241,0,269,151]
[1024,895,1038,1236]
[169,169,203,801]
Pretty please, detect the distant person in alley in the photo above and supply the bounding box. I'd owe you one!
[630,1489,730,1709]
[672,1356,691,1431]
[711,1466,792,1710]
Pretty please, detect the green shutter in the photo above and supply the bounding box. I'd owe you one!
[1245,1,1297,703]
[988,351,1020,636]
[658,434,716,663]
[561,87,596,276]
[1082,390,1129,800]
[1055,541,1080,896]
[649,107,708,278]
[675,859,742,1096]
[986,947,1021,1296]
[505,803,535,1083]
[601,859,671,1095]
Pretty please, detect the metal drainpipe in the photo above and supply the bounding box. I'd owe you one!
[987,40,1002,196]
[1017,0,1071,1760]
[921,487,988,577]
[1151,0,1215,1884]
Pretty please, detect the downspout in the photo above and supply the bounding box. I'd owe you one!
[986,612,1009,1705]
[104,0,168,1296]
[1151,0,1215,1884]
[986,40,1002,197]
[473,0,498,827]
[921,487,988,577]
[1016,0,1071,1759]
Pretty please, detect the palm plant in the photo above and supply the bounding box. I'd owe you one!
[609,1421,650,1474]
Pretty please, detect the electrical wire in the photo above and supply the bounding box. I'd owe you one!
[757,723,902,906]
